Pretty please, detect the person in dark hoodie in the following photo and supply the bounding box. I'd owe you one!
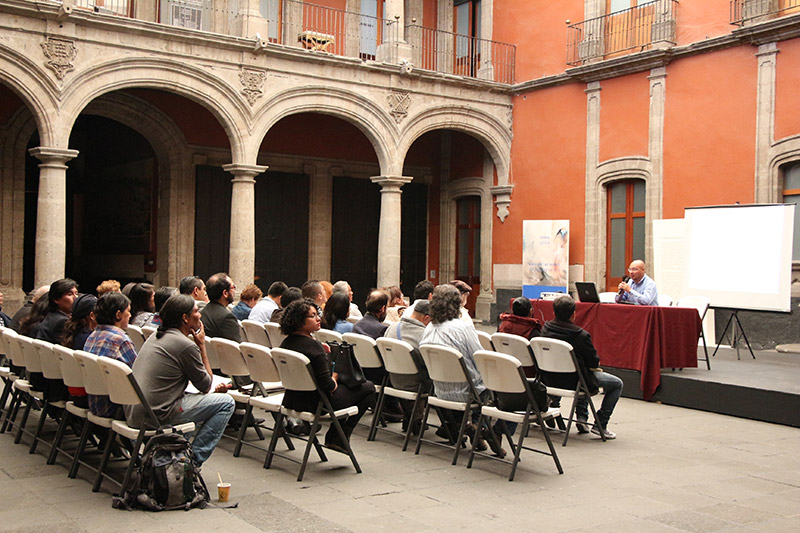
[498,296,542,340]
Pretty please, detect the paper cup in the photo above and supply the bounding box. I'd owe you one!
[217,482,231,502]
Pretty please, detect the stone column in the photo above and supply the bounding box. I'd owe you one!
[377,0,412,62]
[28,147,78,287]
[583,81,602,284]
[755,42,778,203]
[371,175,412,288]
[308,163,333,281]
[647,66,667,265]
[222,163,267,287]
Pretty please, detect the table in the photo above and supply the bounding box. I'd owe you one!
[531,300,702,400]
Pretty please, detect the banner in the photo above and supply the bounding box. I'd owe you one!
[522,220,569,299]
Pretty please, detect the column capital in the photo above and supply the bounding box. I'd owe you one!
[370,175,413,192]
[28,146,79,165]
[490,184,514,222]
[222,163,268,183]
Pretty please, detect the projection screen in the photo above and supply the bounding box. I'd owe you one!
[684,204,794,312]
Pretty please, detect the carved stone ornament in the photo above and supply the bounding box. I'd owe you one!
[387,90,410,124]
[41,37,77,80]
[239,68,267,106]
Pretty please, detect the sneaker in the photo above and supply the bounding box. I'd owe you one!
[576,418,591,434]
[591,426,616,440]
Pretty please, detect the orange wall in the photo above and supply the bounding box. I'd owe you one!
[422,0,437,27]
[674,0,732,46]
[493,1,584,81]
[599,72,650,162]
[499,83,588,265]
[662,47,757,217]
[262,113,378,162]
[775,38,800,141]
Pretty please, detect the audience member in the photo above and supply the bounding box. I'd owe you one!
[145,286,177,327]
[498,296,542,340]
[249,281,287,323]
[403,280,434,316]
[232,283,262,321]
[96,279,121,296]
[279,298,375,452]
[270,286,302,324]
[129,283,156,327]
[179,275,209,309]
[321,292,353,334]
[542,295,622,439]
[353,289,389,340]
[10,285,49,332]
[84,292,137,419]
[320,281,334,304]
[615,260,658,306]
[126,294,234,465]
[333,280,362,320]
[17,296,49,339]
[200,272,241,342]
[62,294,98,408]
[384,285,407,323]
[449,279,474,327]
[301,280,328,309]
[34,279,79,401]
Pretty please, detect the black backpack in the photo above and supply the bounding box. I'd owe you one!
[112,431,209,511]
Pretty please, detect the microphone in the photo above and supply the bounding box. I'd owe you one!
[618,276,630,296]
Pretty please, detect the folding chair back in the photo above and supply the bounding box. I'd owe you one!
[72,351,109,396]
[314,329,343,345]
[376,338,418,376]
[419,344,467,384]
[270,348,316,391]
[529,338,578,374]
[19,336,43,373]
[211,337,249,378]
[53,346,84,389]
[264,322,287,348]
[242,320,272,347]
[204,336,221,370]
[346,316,359,325]
[0,326,9,358]
[491,332,534,367]
[126,325,146,353]
[33,339,62,380]
[240,343,280,383]
[94,357,142,406]
[473,350,525,394]
[141,326,157,339]
[476,330,494,351]
[4,329,25,367]
[342,332,383,369]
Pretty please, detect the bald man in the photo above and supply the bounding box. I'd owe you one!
[615,260,658,305]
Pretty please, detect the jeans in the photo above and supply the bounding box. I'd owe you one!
[575,371,623,429]
[168,393,235,465]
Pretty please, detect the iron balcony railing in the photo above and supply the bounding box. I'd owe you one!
[731,0,800,25]
[566,0,678,66]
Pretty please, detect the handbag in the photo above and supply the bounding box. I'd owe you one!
[528,377,550,412]
[328,341,366,389]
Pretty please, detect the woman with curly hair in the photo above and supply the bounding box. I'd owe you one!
[280,298,375,451]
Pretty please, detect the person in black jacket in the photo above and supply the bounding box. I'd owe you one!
[280,298,375,452]
[541,295,622,440]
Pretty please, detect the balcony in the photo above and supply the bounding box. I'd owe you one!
[731,0,800,25]
[57,0,514,84]
[566,0,678,66]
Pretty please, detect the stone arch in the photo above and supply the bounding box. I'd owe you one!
[253,85,397,175]
[768,135,800,203]
[55,57,249,161]
[587,156,653,286]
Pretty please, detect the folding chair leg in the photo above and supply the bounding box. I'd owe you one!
[329,415,361,474]
[534,409,563,475]
[14,396,34,444]
[562,398,578,446]
[93,428,117,492]
[297,418,321,482]
[0,379,12,421]
[368,387,387,441]
[451,409,471,466]
[466,413,485,469]
[30,401,52,454]
[2,391,22,434]
[48,409,70,464]
[115,430,144,494]
[68,418,93,478]
[233,404,251,457]
[414,402,432,455]
[701,333,711,370]
[263,413,283,469]
[401,396,422,452]
[584,395,606,443]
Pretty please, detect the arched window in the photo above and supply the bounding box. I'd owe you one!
[606,179,645,291]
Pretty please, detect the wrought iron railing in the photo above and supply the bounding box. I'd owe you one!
[566,0,678,66]
[405,24,515,84]
[731,0,800,25]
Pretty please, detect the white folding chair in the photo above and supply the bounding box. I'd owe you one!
[242,319,272,348]
[346,316,360,325]
[373,338,428,450]
[125,325,146,353]
[141,326,157,339]
[470,350,563,480]
[416,344,488,465]
[676,295,711,370]
[490,332,535,367]
[313,329,343,345]
[29,339,67,455]
[476,330,495,351]
[0,328,20,427]
[343,332,388,429]
[49,346,90,467]
[265,348,361,482]
[11,335,46,445]
[1,330,28,434]
[529,338,606,446]
[264,322,287,349]
[95,357,195,493]
[204,336,221,371]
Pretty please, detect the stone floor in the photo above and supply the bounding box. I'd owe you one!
[1,396,798,532]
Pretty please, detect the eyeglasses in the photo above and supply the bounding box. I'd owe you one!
[306,312,319,319]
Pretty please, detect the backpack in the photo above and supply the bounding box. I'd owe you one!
[112,431,209,511]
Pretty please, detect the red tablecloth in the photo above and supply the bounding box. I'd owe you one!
[531,300,702,400]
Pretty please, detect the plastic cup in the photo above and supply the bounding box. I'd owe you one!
[217,482,231,502]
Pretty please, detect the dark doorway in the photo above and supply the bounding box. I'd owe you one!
[400,181,429,299]
[455,195,481,316]
[194,165,232,280]
[331,176,381,309]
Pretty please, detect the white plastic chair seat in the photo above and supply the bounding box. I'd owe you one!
[66,401,89,418]
[258,381,284,393]
[0,366,11,377]
[382,386,419,402]
[249,392,284,413]
[228,389,251,403]
[111,420,195,440]
[49,400,66,409]
[13,380,43,401]
[314,329,343,344]
[426,396,469,412]
[481,404,561,425]
[87,412,115,429]
[280,405,358,424]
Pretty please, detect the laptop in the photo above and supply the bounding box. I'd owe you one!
[575,282,600,303]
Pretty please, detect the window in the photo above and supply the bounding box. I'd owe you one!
[456,196,481,315]
[360,0,386,59]
[607,0,641,14]
[606,179,645,291]
[260,0,281,42]
[454,0,481,76]
[782,162,800,260]
[161,0,211,31]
